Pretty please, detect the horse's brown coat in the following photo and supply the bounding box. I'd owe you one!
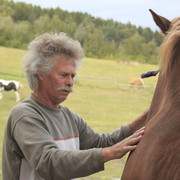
[121,10,180,180]
[129,77,144,88]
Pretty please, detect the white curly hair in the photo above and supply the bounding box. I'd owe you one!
[24,33,84,91]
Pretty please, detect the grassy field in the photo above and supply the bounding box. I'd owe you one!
[0,46,159,180]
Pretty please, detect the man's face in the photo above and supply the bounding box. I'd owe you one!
[38,54,76,108]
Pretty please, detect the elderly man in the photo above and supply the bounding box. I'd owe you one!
[2,33,147,180]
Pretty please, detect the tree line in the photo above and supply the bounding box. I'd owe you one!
[0,0,163,64]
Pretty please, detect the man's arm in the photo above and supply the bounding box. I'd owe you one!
[128,108,149,133]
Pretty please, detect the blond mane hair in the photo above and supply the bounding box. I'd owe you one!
[159,17,180,76]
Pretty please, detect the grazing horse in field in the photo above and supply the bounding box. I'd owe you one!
[129,77,144,89]
[121,10,180,180]
[0,79,22,102]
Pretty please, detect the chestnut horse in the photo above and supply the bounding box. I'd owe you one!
[121,10,180,180]
[129,77,144,89]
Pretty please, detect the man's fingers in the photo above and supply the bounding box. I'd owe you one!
[131,127,145,138]
[126,145,137,151]
[134,126,145,134]
[127,135,143,145]
[125,127,145,146]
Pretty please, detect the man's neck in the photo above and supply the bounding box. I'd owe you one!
[33,91,60,109]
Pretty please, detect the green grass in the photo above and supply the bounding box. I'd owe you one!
[0,46,158,180]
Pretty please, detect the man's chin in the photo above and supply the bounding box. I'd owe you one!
[58,94,69,103]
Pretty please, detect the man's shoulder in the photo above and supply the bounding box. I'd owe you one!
[11,97,34,111]
[10,96,42,120]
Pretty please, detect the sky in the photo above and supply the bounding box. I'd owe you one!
[13,0,179,31]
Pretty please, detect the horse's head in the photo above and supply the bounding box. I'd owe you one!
[149,9,180,77]
[146,10,180,117]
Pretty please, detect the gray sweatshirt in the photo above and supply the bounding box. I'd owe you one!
[2,94,132,180]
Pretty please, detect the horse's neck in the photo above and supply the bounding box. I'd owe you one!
[147,57,180,121]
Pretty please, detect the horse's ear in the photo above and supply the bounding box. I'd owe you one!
[149,9,171,34]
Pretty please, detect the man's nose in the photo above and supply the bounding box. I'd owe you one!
[66,76,74,86]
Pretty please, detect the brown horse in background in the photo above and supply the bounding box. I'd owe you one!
[121,9,180,180]
[129,77,144,89]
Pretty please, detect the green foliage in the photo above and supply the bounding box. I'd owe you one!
[121,33,143,56]
[0,0,163,64]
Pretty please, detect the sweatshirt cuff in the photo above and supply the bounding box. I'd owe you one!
[92,148,105,172]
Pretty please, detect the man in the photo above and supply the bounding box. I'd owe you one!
[2,33,147,180]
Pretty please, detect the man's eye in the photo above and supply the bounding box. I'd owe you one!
[60,74,66,77]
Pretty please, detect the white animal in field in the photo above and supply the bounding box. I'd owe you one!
[0,79,23,102]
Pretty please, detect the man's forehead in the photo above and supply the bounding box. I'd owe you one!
[54,54,74,61]
[54,54,75,64]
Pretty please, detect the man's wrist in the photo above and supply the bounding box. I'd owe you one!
[101,147,113,163]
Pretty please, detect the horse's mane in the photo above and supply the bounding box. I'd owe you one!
[159,17,180,76]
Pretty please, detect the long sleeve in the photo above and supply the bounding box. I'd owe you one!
[12,112,104,180]
[76,117,132,149]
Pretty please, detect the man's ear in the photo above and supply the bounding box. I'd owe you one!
[149,9,171,34]
[37,74,44,81]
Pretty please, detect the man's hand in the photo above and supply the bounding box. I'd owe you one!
[102,127,145,163]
